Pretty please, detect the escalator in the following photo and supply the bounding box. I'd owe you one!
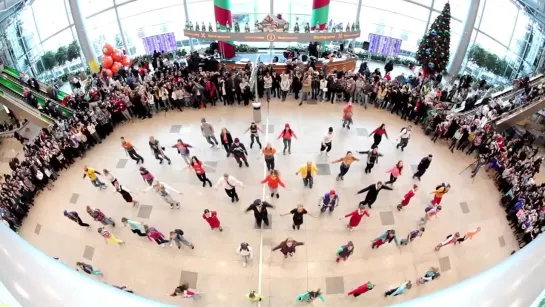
[0,76,72,117]
[493,97,545,131]
[0,89,54,128]
[2,65,68,100]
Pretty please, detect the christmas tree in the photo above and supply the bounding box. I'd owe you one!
[416,2,451,76]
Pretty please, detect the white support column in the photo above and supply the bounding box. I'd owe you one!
[68,0,100,73]
[183,0,194,52]
[447,0,481,77]
[113,5,130,54]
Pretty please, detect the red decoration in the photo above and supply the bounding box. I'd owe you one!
[121,56,133,67]
[111,62,122,74]
[102,43,114,56]
[102,69,113,78]
[101,56,113,69]
[112,50,123,62]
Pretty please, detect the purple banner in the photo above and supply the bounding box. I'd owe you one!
[367,33,402,57]
[142,32,177,55]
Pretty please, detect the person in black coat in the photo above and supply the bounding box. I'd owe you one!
[245,199,275,228]
[356,181,392,209]
[230,138,249,167]
[219,128,233,157]
[413,155,433,181]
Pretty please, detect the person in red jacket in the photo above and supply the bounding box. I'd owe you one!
[277,123,297,155]
[347,281,374,297]
[260,169,287,198]
[144,225,169,246]
[340,206,370,231]
[397,184,418,211]
[202,209,223,232]
[369,123,389,148]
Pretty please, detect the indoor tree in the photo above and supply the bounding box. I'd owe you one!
[67,41,81,62]
[416,2,451,76]
[40,51,57,71]
[55,46,68,66]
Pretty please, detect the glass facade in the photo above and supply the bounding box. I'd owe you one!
[0,0,543,83]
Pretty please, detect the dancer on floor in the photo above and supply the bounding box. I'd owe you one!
[63,210,91,229]
[396,125,412,151]
[384,281,412,297]
[244,291,263,302]
[296,161,318,189]
[113,181,140,207]
[397,184,418,211]
[420,204,442,226]
[262,143,277,171]
[371,230,399,249]
[277,123,297,155]
[319,189,339,213]
[169,229,195,249]
[142,180,181,209]
[245,122,263,149]
[202,209,223,231]
[184,156,214,187]
[102,169,118,187]
[413,154,433,181]
[332,151,359,181]
[336,241,354,262]
[245,199,274,228]
[149,136,171,164]
[144,225,170,246]
[260,169,287,198]
[201,118,219,148]
[457,227,481,242]
[320,127,334,155]
[215,173,243,202]
[431,183,450,205]
[272,237,304,258]
[358,146,383,173]
[121,217,147,237]
[86,206,115,226]
[219,128,233,157]
[83,166,107,190]
[347,282,374,297]
[236,242,253,266]
[356,181,393,209]
[369,124,389,148]
[139,167,155,186]
[280,204,315,230]
[385,160,404,185]
[98,227,124,246]
[434,232,461,251]
[341,205,370,231]
[416,267,440,285]
[121,137,144,164]
[171,283,202,299]
[76,262,103,278]
[230,138,249,168]
[172,139,193,164]
[295,289,325,303]
[400,227,425,245]
[342,102,353,129]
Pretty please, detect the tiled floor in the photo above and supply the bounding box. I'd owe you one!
[14,98,520,306]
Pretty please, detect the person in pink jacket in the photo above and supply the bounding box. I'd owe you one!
[277,123,297,155]
[385,160,403,186]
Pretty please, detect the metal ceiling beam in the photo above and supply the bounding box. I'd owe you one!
[513,0,545,27]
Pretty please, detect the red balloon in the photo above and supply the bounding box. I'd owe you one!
[112,50,123,62]
[111,62,122,74]
[121,56,134,67]
[102,43,114,56]
[102,69,113,78]
[101,55,113,69]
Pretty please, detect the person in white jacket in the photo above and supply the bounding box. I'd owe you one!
[142,180,182,209]
[280,72,291,101]
[236,242,253,266]
[319,78,328,101]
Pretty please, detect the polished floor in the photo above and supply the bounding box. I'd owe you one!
[13,98,518,306]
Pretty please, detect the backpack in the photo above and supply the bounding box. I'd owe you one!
[424,205,433,213]
[435,183,445,190]
[174,229,184,236]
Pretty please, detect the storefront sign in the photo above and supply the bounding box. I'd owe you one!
[184,30,361,42]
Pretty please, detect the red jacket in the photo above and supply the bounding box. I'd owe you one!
[400,189,416,206]
[146,228,164,240]
[261,175,285,189]
[347,282,373,295]
[277,128,297,140]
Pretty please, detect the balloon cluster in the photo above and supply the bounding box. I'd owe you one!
[100,43,133,78]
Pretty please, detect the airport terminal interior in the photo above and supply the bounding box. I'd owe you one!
[1,0,545,306]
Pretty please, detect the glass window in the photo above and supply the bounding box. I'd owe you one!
[474,32,508,58]
[32,0,70,39]
[41,28,74,52]
[330,2,358,22]
[115,0,132,4]
[117,0,183,18]
[361,0,430,22]
[64,0,73,24]
[509,12,531,52]
[186,1,214,23]
[86,9,121,56]
[434,0,469,21]
[80,0,114,17]
[479,0,517,46]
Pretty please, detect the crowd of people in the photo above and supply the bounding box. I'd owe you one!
[1,47,542,302]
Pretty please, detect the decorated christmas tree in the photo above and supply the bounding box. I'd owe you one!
[416,2,451,76]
